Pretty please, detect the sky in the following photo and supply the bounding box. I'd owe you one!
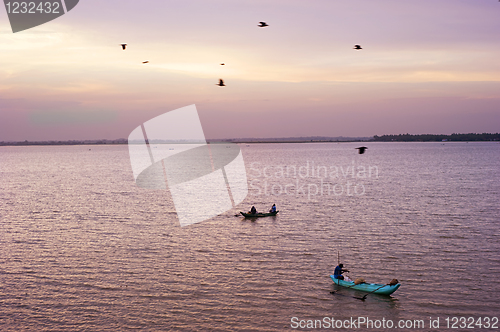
[1,0,499,141]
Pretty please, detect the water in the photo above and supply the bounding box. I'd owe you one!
[1,142,499,331]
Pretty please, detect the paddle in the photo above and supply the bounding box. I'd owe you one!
[330,275,358,294]
[353,279,399,301]
[353,283,388,301]
[330,284,357,294]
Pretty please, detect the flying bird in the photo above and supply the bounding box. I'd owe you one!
[353,45,362,50]
[258,22,269,27]
[142,61,149,64]
[121,44,127,50]
[355,147,368,154]
[220,63,225,65]
[216,79,225,86]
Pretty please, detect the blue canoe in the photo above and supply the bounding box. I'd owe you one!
[330,275,401,296]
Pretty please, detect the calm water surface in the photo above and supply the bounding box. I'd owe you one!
[1,142,499,331]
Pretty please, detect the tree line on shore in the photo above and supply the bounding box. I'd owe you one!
[1,133,499,146]
[373,133,499,142]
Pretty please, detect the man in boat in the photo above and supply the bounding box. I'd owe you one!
[250,206,257,215]
[333,264,349,280]
[269,204,276,213]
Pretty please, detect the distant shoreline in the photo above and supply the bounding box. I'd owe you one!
[0,133,498,146]
[0,139,368,146]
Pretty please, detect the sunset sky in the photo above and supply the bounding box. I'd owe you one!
[1,0,499,141]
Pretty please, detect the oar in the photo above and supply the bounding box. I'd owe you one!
[353,283,388,301]
[331,284,358,294]
[330,276,359,294]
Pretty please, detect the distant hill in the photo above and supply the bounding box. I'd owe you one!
[0,139,128,146]
[208,136,372,143]
[1,133,499,146]
[0,137,372,146]
[373,133,500,142]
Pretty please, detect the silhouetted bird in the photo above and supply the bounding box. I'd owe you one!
[353,45,362,50]
[142,61,149,64]
[258,22,269,27]
[216,79,225,86]
[220,63,225,65]
[121,44,127,50]
[356,147,368,154]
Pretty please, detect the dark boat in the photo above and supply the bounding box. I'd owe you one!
[240,211,279,218]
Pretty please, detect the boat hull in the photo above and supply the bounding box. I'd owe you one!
[240,211,279,218]
[330,275,400,296]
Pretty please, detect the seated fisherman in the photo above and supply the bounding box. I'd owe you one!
[250,206,257,214]
[333,263,349,280]
[269,204,276,213]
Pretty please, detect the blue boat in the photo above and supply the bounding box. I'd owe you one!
[330,275,401,296]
